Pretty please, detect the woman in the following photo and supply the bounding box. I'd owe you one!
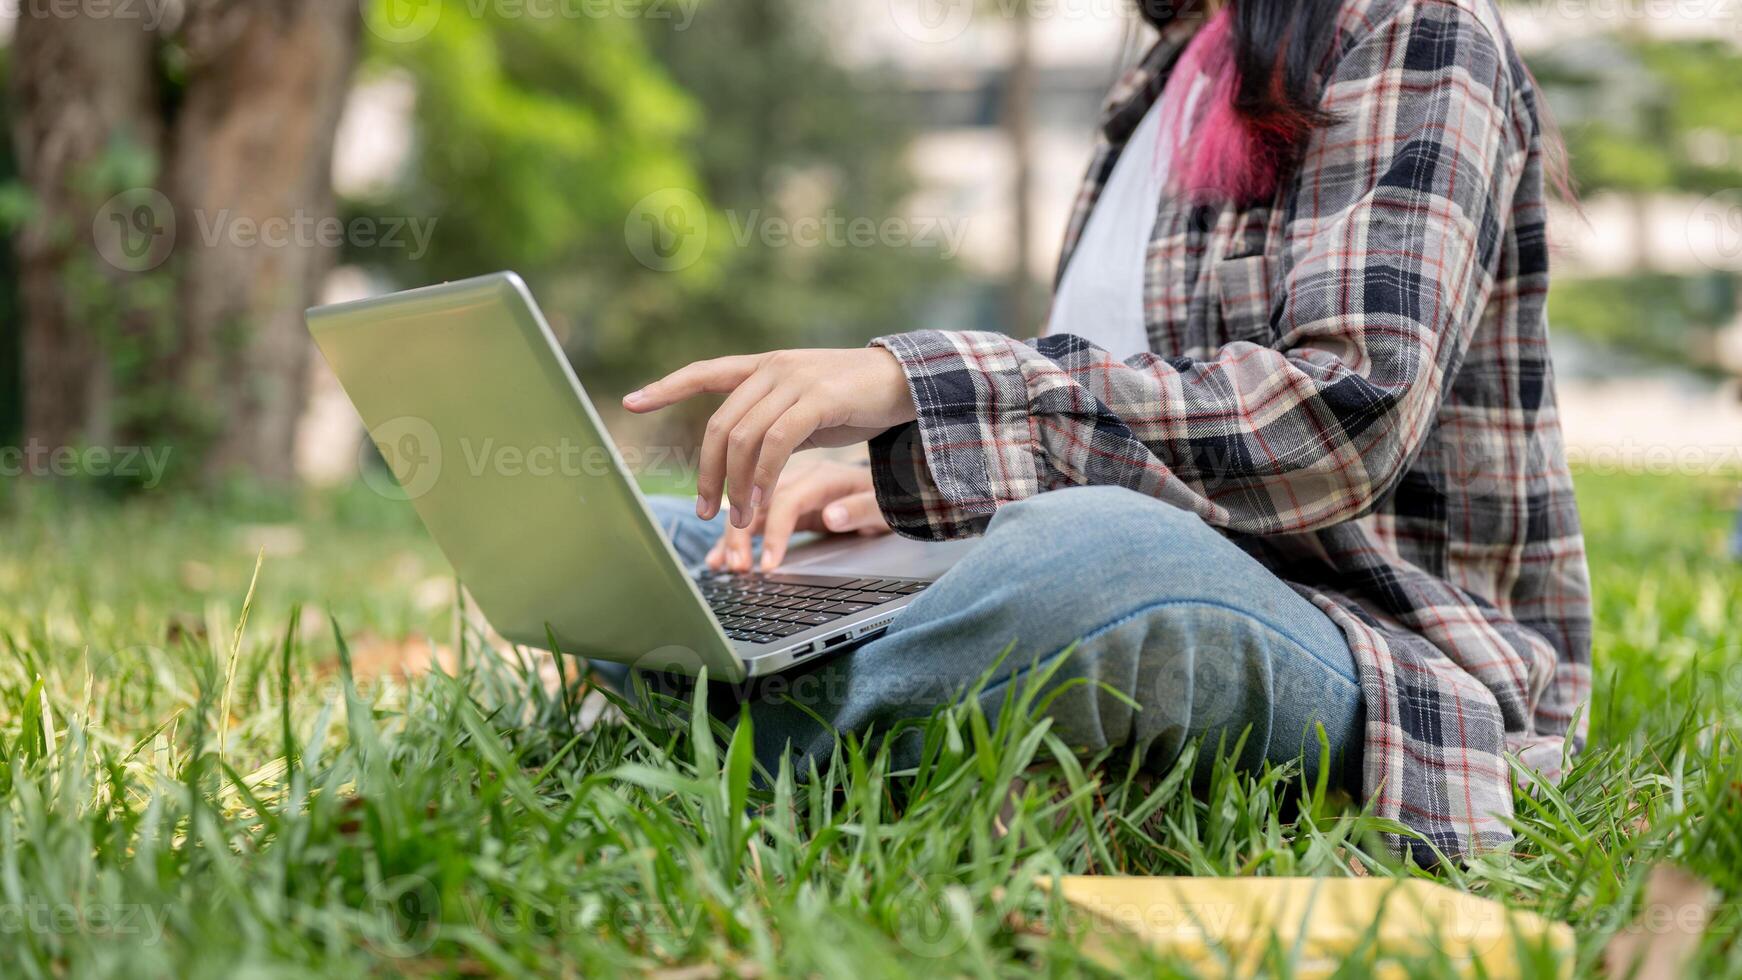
[622,0,1592,863]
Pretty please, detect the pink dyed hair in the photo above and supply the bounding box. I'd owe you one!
[1159,5,1578,208]
[1160,6,1320,206]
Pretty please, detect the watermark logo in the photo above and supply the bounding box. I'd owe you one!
[626,187,710,272]
[889,0,976,43]
[1439,425,1507,501]
[1418,888,1506,962]
[893,873,971,957]
[93,189,436,272]
[362,416,443,502]
[626,188,970,273]
[366,0,443,43]
[93,188,176,273]
[1687,189,1742,271]
[623,645,707,713]
[357,426,713,502]
[1146,639,1240,735]
[365,874,442,958]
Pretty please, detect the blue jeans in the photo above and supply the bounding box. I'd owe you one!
[618,487,1365,790]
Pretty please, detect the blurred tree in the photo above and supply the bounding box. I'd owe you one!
[634,0,952,385]
[8,1,359,484]
[1003,1,1040,337]
[1533,36,1742,198]
[0,47,20,449]
[9,9,161,458]
[1525,32,1742,371]
[170,3,361,482]
[1548,273,1735,379]
[351,0,705,384]
[356,0,951,418]
[1530,35,1742,269]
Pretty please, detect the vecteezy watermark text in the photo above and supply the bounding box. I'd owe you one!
[92,189,437,273]
[625,187,970,272]
[4,0,176,30]
[0,441,172,489]
[361,418,708,500]
[0,899,171,945]
[193,210,437,262]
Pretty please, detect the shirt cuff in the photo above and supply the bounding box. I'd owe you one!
[867,330,1050,540]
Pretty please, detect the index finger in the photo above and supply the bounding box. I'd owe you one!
[712,515,758,572]
[759,466,866,571]
[622,354,763,413]
[756,479,828,572]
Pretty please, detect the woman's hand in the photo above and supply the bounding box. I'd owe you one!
[622,347,916,528]
[706,458,890,573]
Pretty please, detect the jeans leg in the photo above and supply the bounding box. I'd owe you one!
[590,496,731,693]
[736,486,1365,791]
[642,494,729,567]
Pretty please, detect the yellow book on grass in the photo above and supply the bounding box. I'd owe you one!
[1043,876,1574,978]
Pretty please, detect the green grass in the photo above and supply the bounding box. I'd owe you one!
[0,471,1737,977]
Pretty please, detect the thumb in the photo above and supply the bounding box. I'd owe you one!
[821,491,887,534]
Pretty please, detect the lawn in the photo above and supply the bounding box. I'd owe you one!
[0,470,1737,977]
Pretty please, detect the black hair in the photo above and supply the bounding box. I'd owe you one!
[1135,0,1343,157]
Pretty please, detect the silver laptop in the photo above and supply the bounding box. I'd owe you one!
[306,272,972,682]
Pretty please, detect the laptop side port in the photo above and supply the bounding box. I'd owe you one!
[849,616,897,640]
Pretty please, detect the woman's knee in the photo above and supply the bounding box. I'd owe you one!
[981,486,1221,572]
[1046,606,1363,788]
[998,485,1206,531]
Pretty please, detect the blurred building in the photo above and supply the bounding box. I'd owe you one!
[828,2,1138,289]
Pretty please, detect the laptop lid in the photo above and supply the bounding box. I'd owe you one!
[306,272,745,681]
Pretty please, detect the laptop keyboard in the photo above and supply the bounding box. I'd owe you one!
[698,573,928,645]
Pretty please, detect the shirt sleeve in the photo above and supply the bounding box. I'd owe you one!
[868,1,1528,541]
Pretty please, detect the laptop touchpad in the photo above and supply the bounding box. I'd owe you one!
[779,534,979,580]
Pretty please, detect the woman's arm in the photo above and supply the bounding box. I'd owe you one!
[623,347,917,528]
[626,2,1528,540]
[872,1,1530,540]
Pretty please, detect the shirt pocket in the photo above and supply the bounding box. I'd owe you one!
[1208,251,1276,348]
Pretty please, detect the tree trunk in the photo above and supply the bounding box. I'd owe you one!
[7,0,359,485]
[169,0,361,483]
[1003,4,1037,335]
[8,8,162,452]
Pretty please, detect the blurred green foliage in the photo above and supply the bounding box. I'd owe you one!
[1532,37,1742,196]
[1528,33,1742,373]
[0,48,19,448]
[353,0,951,410]
[638,0,952,365]
[355,0,700,279]
[1548,272,1735,378]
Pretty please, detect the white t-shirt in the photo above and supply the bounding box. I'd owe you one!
[1045,80,1201,359]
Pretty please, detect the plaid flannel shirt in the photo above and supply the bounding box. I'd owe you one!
[867,0,1592,863]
